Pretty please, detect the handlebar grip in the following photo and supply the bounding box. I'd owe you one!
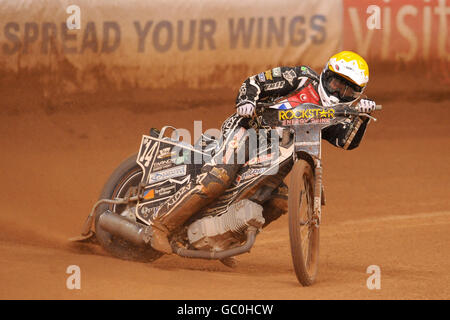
[375,105,382,111]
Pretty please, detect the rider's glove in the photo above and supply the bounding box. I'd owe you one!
[236,103,255,118]
[355,99,376,113]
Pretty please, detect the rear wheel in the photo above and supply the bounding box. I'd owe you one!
[288,159,320,286]
[95,153,163,262]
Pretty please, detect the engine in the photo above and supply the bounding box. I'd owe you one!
[187,199,265,251]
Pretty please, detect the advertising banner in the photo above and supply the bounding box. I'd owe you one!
[343,0,450,62]
[0,0,342,90]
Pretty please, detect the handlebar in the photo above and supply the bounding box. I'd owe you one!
[257,101,382,113]
[255,101,382,127]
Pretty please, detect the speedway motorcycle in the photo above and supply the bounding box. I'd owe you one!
[71,99,380,286]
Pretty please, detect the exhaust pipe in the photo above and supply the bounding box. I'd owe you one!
[171,227,258,260]
[98,210,151,247]
[99,210,258,260]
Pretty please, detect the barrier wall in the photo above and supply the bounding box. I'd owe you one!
[0,0,448,92]
[0,0,341,90]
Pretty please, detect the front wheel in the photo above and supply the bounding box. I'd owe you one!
[95,153,163,262]
[288,159,320,286]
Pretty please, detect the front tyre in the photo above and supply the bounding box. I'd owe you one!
[288,159,320,286]
[95,153,163,262]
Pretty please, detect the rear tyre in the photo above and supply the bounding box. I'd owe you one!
[288,159,320,286]
[95,153,163,262]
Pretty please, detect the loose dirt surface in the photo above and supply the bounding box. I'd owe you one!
[0,67,449,300]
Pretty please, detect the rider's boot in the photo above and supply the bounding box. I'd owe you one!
[262,182,288,228]
[147,164,240,254]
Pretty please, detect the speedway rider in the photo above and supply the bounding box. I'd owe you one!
[148,51,377,254]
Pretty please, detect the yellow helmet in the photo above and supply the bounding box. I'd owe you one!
[318,51,370,106]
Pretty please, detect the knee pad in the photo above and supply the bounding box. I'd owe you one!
[199,165,240,198]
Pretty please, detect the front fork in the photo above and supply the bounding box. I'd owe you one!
[291,124,324,227]
[313,159,323,227]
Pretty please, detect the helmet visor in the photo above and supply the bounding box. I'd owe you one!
[323,70,363,103]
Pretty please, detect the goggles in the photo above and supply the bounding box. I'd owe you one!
[323,70,363,103]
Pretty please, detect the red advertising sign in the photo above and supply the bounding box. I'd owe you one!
[343,0,450,61]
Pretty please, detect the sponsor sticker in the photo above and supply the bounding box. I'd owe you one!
[279,108,335,121]
[153,159,173,171]
[282,70,297,86]
[282,118,331,125]
[155,185,176,197]
[147,165,187,183]
[264,70,273,81]
[143,189,155,200]
[139,205,158,219]
[272,67,282,77]
[164,181,194,210]
[143,185,176,200]
[258,72,266,82]
[300,66,315,77]
[157,147,176,160]
[263,81,285,91]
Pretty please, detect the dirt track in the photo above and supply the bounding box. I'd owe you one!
[0,67,449,300]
